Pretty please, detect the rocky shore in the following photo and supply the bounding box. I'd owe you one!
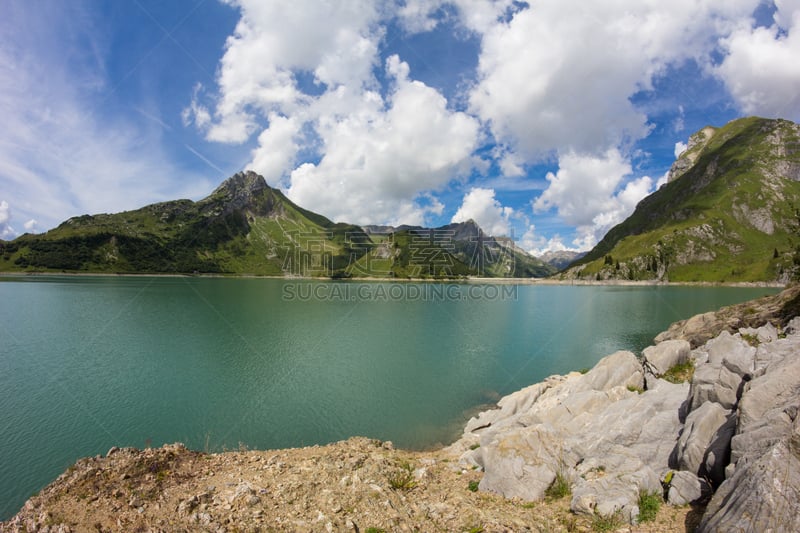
[3,286,800,532]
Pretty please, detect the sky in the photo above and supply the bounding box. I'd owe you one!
[1,0,799,254]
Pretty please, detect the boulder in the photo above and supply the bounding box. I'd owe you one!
[576,350,644,392]
[666,470,712,506]
[642,339,691,377]
[698,440,800,533]
[753,336,800,378]
[571,462,661,523]
[688,363,743,411]
[674,401,733,484]
[730,346,800,469]
[785,316,800,335]
[478,424,576,501]
[704,331,756,378]
[738,322,778,344]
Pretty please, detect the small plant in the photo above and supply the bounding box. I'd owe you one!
[467,527,484,533]
[579,367,591,375]
[626,385,644,394]
[545,471,571,500]
[468,480,480,492]
[637,491,661,523]
[469,443,481,450]
[591,510,624,532]
[388,462,417,491]
[365,528,386,533]
[740,333,760,346]
[663,360,695,384]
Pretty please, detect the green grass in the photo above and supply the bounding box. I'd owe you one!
[662,360,695,384]
[544,472,571,500]
[387,462,417,491]
[468,480,480,492]
[637,491,662,523]
[591,511,625,532]
[627,385,644,394]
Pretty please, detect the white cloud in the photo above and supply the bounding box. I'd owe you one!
[451,187,514,236]
[715,0,800,120]
[249,114,301,186]
[196,0,382,145]
[0,200,14,239]
[469,0,760,158]
[533,150,654,249]
[287,56,479,225]
[674,141,688,158]
[23,219,38,233]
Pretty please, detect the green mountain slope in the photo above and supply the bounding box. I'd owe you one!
[563,117,800,282]
[0,171,554,278]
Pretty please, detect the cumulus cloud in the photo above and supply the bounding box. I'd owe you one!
[287,56,479,225]
[469,1,760,159]
[451,188,514,236]
[674,141,688,158]
[23,219,38,233]
[0,200,14,239]
[193,0,382,145]
[249,114,301,186]
[534,150,654,249]
[715,0,800,119]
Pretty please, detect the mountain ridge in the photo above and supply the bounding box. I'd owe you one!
[0,171,554,278]
[562,116,800,282]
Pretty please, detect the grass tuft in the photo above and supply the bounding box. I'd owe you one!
[591,510,624,532]
[637,490,662,523]
[663,360,695,384]
[387,461,417,491]
[545,471,571,500]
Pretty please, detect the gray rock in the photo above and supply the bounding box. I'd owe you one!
[689,362,743,411]
[571,463,661,523]
[642,339,691,377]
[785,316,800,335]
[576,350,644,392]
[705,331,756,378]
[698,440,800,533]
[738,322,778,344]
[666,470,711,506]
[674,401,732,480]
[730,346,800,468]
[753,336,799,377]
[478,424,573,501]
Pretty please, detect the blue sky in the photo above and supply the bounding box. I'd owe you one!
[1,0,799,254]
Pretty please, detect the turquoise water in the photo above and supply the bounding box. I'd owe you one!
[0,276,778,519]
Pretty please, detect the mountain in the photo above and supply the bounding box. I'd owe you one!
[539,250,587,271]
[0,171,554,278]
[562,117,800,282]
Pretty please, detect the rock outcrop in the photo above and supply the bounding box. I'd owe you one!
[449,286,800,528]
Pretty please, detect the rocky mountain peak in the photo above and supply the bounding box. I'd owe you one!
[667,126,717,183]
[212,170,268,197]
[205,171,273,215]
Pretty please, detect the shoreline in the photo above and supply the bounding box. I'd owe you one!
[0,270,786,288]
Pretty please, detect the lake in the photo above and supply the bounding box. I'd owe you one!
[0,275,778,519]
